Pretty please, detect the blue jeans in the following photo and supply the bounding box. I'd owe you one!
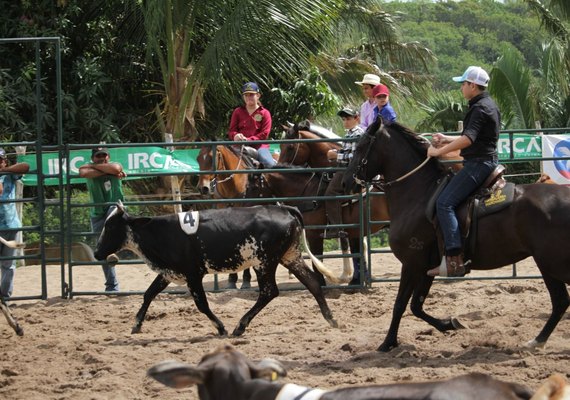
[91,206,120,292]
[0,230,17,299]
[436,159,497,253]
[258,148,277,167]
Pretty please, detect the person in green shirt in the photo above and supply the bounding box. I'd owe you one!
[79,147,125,292]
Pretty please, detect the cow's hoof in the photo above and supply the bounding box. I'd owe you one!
[240,281,251,290]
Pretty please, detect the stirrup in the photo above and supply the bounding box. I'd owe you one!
[427,256,466,277]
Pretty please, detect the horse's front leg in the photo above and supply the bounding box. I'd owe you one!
[378,263,417,352]
[132,274,170,334]
[409,274,459,332]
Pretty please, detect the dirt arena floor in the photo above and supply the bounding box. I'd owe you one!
[1,252,569,399]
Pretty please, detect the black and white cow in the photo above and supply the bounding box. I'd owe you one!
[94,202,346,335]
[147,344,535,400]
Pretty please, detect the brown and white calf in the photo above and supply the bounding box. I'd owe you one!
[147,344,536,400]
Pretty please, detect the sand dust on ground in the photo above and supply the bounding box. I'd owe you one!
[1,252,569,399]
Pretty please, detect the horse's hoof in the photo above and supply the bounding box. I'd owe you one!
[226,282,237,290]
[240,281,251,290]
[230,327,244,337]
[131,326,142,334]
[15,326,24,336]
[377,341,398,352]
[451,317,467,330]
[525,339,545,349]
[329,319,340,329]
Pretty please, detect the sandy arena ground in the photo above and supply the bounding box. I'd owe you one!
[1,252,569,399]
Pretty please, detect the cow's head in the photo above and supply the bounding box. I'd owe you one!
[147,344,287,398]
[93,201,129,262]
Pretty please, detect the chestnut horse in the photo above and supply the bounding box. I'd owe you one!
[343,118,570,351]
[245,164,390,286]
[197,144,256,288]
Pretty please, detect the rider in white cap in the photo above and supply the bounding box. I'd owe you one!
[426,66,500,277]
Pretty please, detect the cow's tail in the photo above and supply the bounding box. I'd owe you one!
[281,204,305,228]
[301,229,353,284]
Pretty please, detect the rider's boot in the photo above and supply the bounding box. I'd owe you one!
[427,254,466,277]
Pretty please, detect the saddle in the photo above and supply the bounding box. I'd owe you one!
[426,164,515,263]
[237,146,262,168]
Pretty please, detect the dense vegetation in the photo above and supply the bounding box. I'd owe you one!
[2,0,566,146]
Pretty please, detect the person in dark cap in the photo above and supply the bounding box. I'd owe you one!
[228,82,276,168]
[0,148,30,299]
[79,147,126,292]
[322,107,365,240]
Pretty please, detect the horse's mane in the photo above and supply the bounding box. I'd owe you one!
[290,120,341,140]
[383,122,447,174]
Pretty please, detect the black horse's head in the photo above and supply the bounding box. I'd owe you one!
[94,201,130,262]
[343,118,385,193]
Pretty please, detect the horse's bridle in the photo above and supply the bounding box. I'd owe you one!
[212,146,245,185]
[354,131,432,188]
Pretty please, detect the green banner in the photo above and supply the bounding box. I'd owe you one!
[497,133,542,159]
[19,147,202,186]
[16,136,541,186]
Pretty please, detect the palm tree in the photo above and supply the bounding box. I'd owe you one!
[128,0,434,141]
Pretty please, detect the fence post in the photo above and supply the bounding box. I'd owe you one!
[166,133,182,214]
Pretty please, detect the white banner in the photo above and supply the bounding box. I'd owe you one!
[541,134,570,185]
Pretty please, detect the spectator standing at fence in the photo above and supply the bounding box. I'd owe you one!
[228,82,276,167]
[354,73,381,130]
[0,148,29,299]
[79,147,125,292]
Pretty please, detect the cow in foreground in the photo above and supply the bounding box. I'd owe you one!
[94,202,347,335]
[147,344,537,400]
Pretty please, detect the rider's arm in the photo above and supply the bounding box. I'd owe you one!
[428,135,472,158]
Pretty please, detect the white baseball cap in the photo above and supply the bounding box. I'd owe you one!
[452,66,490,87]
[355,73,381,86]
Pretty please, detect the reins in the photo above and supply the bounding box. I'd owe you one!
[214,146,245,185]
[355,131,433,187]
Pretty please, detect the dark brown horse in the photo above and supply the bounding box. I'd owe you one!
[278,123,341,167]
[278,123,371,284]
[343,118,570,351]
[197,144,256,288]
[245,164,390,285]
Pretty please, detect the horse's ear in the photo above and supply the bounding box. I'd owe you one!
[366,117,383,135]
